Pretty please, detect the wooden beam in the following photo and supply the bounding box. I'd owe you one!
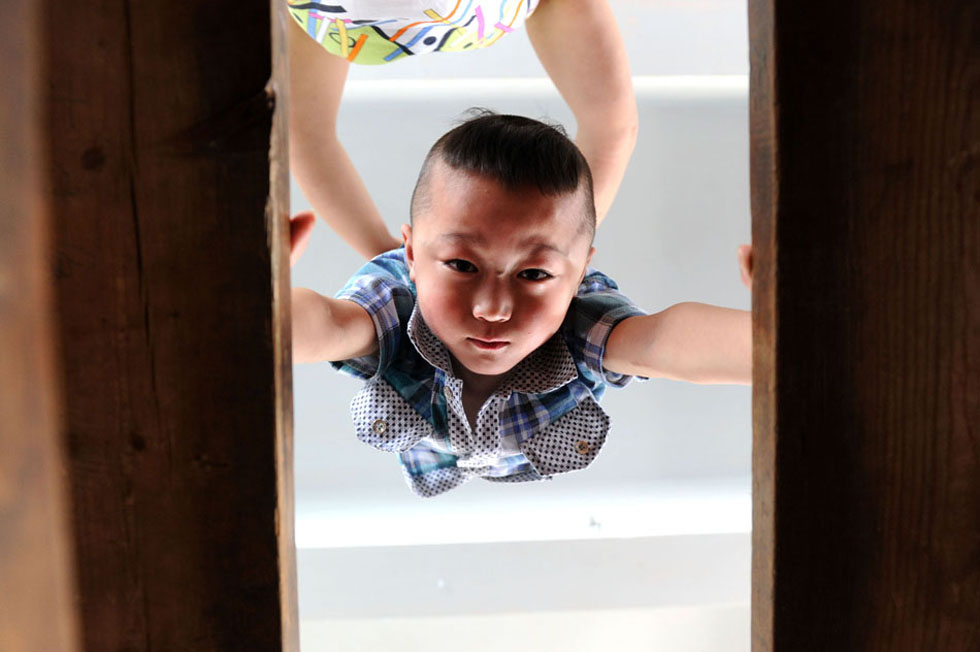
[270,5,300,649]
[0,0,80,649]
[43,0,297,648]
[751,1,979,650]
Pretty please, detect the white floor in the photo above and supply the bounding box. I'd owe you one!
[298,531,749,619]
[296,487,750,650]
[301,604,750,652]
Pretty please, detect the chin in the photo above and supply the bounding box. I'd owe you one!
[454,354,519,378]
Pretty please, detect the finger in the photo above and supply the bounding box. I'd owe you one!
[290,212,316,267]
[737,245,752,289]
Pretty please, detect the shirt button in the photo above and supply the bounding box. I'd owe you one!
[575,440,591,455]
[371,419,388,435]
[443,385,453,399]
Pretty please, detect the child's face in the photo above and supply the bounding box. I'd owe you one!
[403,162,595,383]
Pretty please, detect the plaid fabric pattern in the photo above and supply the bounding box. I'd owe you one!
[331,248,646,496]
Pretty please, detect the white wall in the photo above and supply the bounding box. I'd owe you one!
[340,0,749,80]
[290,2,750,649]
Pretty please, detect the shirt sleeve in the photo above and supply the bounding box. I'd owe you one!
[563,268,647,388]
[329,248,416,380]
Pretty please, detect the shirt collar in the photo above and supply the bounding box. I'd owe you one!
[406,305,578,395]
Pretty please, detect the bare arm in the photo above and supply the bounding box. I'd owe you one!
[291,288,379,363]
[525,0,638,227]
[288,19,402,259]
[604,303,752,385]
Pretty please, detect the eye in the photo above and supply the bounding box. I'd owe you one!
[518,268,553,282]
[444,259,477,273]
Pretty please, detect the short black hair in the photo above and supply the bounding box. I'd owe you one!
[410,110,596,239]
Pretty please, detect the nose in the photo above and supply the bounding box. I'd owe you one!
[472,277,512,322]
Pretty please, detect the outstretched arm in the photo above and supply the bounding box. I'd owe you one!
[525,0,638,227]
[604,246,755,384]
[292,289,379,363]
[604,304,752,385]
[289,213,379,363]
[288,18,402,259]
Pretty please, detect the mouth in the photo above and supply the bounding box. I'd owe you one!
[467,337,510,351]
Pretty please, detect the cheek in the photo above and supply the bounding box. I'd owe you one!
[417,281,466,327]
[515,291,572,333]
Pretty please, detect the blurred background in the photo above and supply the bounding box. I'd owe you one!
[290,1,751,649]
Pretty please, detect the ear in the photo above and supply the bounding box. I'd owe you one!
[401,223,415,281]
[578,246,596,284]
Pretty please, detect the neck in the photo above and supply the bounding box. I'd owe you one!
[451,358,506,398]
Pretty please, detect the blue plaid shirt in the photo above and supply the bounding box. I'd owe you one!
[331,248,646,497]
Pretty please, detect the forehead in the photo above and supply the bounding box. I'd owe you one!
[417,163,591,253]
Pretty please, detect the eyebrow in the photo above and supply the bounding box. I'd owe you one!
[437,232,568,257]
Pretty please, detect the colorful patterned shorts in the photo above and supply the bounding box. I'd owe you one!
[287,0,536,65]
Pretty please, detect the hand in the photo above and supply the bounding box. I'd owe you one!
[290,211,316,267]
[737,244,754,289]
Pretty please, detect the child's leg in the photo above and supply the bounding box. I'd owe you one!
[287,18,402,259]
[525,0,637,227]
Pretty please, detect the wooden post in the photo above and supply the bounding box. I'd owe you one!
[751,1,979,650]
[43,0,298,648]
[0,0,80,649]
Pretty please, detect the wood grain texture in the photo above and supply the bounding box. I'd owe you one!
[0,0,80,650]
[270,3,301,650]
[748,0,776,648]
[43,0,296,648]
[751,0,979,650]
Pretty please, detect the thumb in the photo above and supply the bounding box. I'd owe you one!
[290,212,316,268]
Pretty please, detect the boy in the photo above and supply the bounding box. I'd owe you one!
[291,113,752,497]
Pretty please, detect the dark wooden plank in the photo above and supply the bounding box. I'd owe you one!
[0,0,80,650]
[43,0,297,648]
[751,0,980,650]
